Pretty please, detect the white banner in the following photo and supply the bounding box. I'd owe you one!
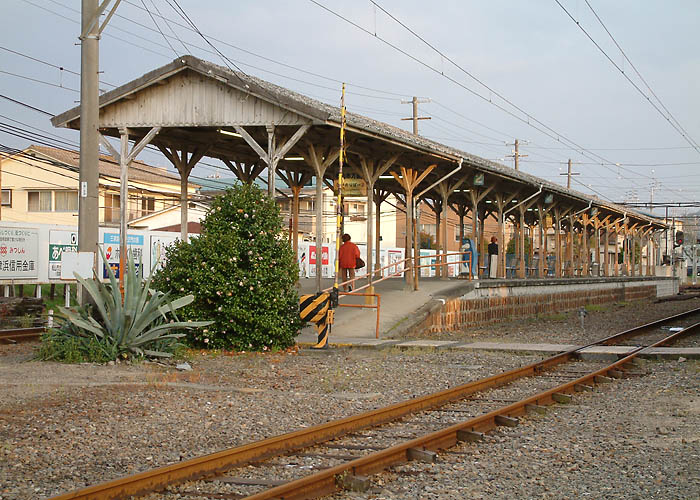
[0,228,39,279]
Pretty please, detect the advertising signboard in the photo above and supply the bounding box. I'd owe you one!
[308,244,331,278]
[150,234,178,272]
[48,230,78,279]
[0,227,39,279]
[102,232,145,278]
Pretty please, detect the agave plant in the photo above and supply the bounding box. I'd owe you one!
[59,248,211,358]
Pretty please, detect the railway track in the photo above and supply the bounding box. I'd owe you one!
[0,326,44,344]
[50,307,700,500]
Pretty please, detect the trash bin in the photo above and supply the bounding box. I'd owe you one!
[591,263,600,276]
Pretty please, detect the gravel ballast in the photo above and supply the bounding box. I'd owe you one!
[0,298,698,499]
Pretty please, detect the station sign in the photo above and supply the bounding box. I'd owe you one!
[334,178,367,197]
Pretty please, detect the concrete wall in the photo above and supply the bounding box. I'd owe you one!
[418,277,678,334]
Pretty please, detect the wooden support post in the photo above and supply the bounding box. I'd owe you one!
[554,208,562,278]
[603,220,610,277]
[374,189,390,276]
[581,214,589,276]
[277,169,313,270]
[478,208,486,273]
[157,142,206,244]
[537,203,548,278]
[391,165,436,290]
[468,185,496,278]
[518,208,526,278]
[614,222,620,277]
[355,155,398,293]
[234,124,310,198]
[303,144,340,293]
[100,127,161,294]
[568,214,575,277]
[434,176,468,280]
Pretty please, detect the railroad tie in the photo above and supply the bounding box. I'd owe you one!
[495,415,519,427]
[525,403,547,415]
[552,392,572,404]
[456,429,484,442]
[407,448,438,463]
[337,474,370,492]
[299,292,332,349]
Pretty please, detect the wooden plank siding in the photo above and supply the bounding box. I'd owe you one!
[98,70,312,128]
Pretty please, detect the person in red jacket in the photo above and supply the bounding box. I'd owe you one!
[338,233,360,291]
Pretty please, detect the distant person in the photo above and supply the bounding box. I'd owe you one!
[338,233,360,291]
[299,251,308,278]
[488,236,498,279]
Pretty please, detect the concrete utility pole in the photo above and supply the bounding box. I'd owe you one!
[79,0,101,272]
[401,96,431,135]
[79,0,121,281]
[507,139,528,171]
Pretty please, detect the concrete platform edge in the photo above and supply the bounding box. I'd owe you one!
[296,340,700,360]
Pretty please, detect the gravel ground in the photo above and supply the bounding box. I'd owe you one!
[0,300,698,500]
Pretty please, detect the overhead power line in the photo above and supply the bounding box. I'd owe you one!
[309,0,652,188]
[554,0,700,155]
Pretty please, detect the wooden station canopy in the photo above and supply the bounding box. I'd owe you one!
[52,55,666,290]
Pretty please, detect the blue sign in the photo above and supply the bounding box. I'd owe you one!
[461,238,478,277]
[104,233,144,245]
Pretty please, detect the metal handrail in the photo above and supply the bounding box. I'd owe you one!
[324,251,473,295]
[337,291,381,339]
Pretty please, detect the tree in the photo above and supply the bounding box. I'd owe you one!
[506,235,532,257]
[419,231,435,249]
[152,184,302,351]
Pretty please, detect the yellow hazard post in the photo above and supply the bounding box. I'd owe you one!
[299,292,332,348]
[332,83,346,306]
[299,83,345,350]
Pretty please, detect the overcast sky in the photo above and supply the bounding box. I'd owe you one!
[2,0,699,216]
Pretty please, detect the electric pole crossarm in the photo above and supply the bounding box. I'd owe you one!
[80,0,118,39]
[401,96,431,135]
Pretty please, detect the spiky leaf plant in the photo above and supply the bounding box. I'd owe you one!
[54,248,210,359]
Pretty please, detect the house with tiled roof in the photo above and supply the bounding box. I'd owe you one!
[0,145,198,226]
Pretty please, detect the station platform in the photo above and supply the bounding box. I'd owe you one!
[295,274,678,344]
[296,276,474,342]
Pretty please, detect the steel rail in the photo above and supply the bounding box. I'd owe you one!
[246,321,700,500]
[0,326,44,343]
[48,306,700,500]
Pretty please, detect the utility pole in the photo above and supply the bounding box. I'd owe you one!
[559,159,580,189]
[506,139,528,170]
[401,96,431,135]
[79,0,101,275]
[649,174,660,216]
[79,0,120,288]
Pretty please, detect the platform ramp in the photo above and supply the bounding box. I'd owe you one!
[296,277,475,343]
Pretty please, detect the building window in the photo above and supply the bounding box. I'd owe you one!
[55,190,79,212]
[1,189,11,207]
[104,193,120,222]
[28,190,52,212]
[141,196,155,216]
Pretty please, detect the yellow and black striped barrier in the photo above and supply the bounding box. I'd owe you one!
[299,292,333,349]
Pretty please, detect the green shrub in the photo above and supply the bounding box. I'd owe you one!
[152,184,302,351]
